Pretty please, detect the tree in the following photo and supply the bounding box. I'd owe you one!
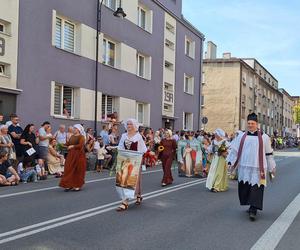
[293,104,300,124]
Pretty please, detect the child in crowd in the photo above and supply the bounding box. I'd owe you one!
[96,139,111,172]
[35,159,47,180]
[18,158,37,183]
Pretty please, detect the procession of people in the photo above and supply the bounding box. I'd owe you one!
[0,111,280,221]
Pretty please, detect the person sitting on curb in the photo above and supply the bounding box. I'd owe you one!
[0,150,20,186]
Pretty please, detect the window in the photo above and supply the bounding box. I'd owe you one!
[102,94,115,119]
[242,72,246,85]
[0,64,5,75]
[185,37,195,58]
[164,104,173,112]
[249,77,253,88]
[137,103,144,124]
[54,84,74,117]
[0,23,4,33]
[104,0,118,10]
[165,39,174,50]
[164,82,173,91]
[241,107,246,119]
[183,112,193,130]
[166,22,175,33]
[102,38,116,67]
[202,72,205,85]
[137,54,145,78]
[55,17,75,52]
[184,75,194,95]
[138,7,146,30]
[201,95,204,106]
[165,60,174,71]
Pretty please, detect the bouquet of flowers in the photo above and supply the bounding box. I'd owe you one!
[143,150,157,168]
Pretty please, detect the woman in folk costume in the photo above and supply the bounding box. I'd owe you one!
[205,129,230,192]
[116,118,147,212]
[59,124,86,191]
[159,129,177,186]
[227,113,276,221]
[183,142,193,177]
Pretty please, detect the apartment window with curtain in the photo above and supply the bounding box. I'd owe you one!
[55,16,75,52]
[102,38,116,67]
[54,84,75,117]
[185,37,195,58]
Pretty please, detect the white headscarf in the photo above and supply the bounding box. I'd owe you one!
[73,124,86,137]
[214,128,225,138]
[122,118,140,132]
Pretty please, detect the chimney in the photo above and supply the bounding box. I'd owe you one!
[205,41,217,59]
[223,52,231,59]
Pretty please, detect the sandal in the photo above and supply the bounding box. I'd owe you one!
[72,188,81,192]
[10,181,18,186]
[135,195,143,205]
[116,202,129,212]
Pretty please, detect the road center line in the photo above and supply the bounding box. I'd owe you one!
[251,192,300,250]
[0,168,166,199]
[0,178,206,244]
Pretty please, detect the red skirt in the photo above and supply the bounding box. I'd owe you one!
[59,149,86,189]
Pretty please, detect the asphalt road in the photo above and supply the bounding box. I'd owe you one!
[0,149,299,250]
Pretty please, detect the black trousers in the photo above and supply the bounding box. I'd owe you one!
[238,181,264,210]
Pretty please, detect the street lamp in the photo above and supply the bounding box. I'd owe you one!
[94,0,126,137]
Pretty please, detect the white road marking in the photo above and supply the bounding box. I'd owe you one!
[0,168,166,199]
[0,178,206,244]
[251,193,300,250]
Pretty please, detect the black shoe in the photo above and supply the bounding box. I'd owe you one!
[249,212,256,221]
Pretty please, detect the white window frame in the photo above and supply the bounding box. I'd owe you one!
[102,38,116,67]
[185,36,195,59]
[137,103,145,124]
[183,112,193,131]
[55,16,76,53]
[53,83,75,118]
[184,74,194,95]
[102,94,115,120]
[104,0,119,11]
[137,53,146,78]
[137,6,147,30]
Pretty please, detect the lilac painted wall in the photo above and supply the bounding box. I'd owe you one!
[16,0,203,131]
[174,20,203,131]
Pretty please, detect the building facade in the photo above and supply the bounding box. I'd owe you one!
[279,88,294,136]
[202,43,283,135]
[0,0,204,131]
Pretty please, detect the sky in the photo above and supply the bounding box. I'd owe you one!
[182,0,300,96]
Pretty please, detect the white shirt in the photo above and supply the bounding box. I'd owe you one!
[227,132,276,186]
[118,133,147,154]
[54,131,67,144]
